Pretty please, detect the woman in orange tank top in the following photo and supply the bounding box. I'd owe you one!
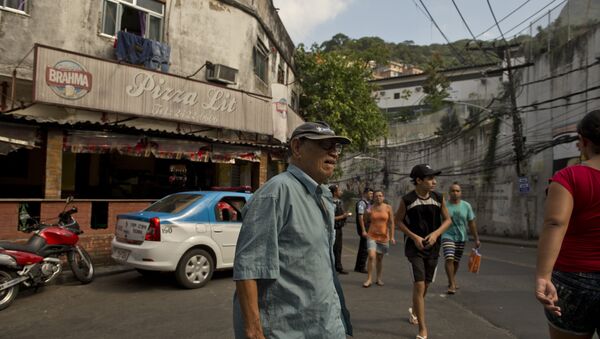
[363,190,396,288]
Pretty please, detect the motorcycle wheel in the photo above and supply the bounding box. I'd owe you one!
[0,269,19,311]
[68,247,95,284]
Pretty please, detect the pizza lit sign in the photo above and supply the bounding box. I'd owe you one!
[45,60,92,100]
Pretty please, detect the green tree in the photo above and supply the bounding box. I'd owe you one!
[422,53,450,111]
[295,46,387,150]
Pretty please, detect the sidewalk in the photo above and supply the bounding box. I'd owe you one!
[478,234,537,248]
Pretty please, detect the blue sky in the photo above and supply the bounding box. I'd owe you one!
[272,0,568,46]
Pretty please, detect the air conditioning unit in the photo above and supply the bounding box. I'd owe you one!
[206,64,238,85]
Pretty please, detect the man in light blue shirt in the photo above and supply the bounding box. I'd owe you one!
[233,121,353,339]
[441,183,481,294]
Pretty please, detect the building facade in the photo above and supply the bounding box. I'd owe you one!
[0,0,302,261]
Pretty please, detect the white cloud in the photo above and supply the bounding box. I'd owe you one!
[273,0,353,44]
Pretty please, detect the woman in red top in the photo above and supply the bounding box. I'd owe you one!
[363,190,395,288]
[536,109,600,338]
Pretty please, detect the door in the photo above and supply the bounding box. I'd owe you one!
[211,196,246,265]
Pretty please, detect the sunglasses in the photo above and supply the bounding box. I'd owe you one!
[302,138,344,155]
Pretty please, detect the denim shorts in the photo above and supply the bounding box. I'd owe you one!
[366,238,389,255]
[545,271,600,336]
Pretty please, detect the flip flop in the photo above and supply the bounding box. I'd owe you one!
[416,335,427,339]
[363,282,372,288]
[447,289,456,295]
[408,307,418,325]
[376,281,385,286]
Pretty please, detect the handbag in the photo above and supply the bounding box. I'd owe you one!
[468,248,482,273]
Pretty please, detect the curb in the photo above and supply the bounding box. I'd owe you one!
[478,236,537,249]
[53,265,134,285]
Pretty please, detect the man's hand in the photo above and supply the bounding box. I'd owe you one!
[412,235,425,250]
[423,232,439,248]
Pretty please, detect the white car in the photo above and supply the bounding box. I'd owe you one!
[111,191,251,288]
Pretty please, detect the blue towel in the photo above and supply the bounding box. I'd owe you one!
[115,31,153,66]
[145,40,171,72]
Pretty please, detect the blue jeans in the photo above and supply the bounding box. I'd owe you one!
[545,271,600,336]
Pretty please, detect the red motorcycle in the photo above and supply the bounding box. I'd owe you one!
[0,197,94,310]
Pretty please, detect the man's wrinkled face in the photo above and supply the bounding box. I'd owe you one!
[292,138,342,184]
[449,184,461,201]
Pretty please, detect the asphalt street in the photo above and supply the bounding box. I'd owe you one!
[0,230,594,339]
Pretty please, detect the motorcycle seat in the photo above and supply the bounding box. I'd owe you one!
[0,241,40,254]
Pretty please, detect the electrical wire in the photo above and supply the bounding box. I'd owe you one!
[416,0,472,65]
[517,60,600,87]
[450,0,497,63]
[475,0,532,39]
[492,0,566,40]
[487,0,510,43]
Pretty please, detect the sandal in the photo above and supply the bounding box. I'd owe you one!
[447,288,456,295]
[376,280,385,286]
[408,307,418,325]
[362,282,372,288]
[416,335,427,339]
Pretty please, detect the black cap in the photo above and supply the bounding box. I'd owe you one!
[329,184,339,193]
[290,121,351,144]
[410,164,442,179]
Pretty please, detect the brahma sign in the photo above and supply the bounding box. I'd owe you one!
[33,44,273,135]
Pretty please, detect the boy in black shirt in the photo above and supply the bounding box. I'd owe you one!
[395,164,451,339]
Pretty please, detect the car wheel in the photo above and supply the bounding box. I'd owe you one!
[175,249,214,289]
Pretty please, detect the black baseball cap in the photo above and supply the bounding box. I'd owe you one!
[290,121,351,144]
[410,164,442,179]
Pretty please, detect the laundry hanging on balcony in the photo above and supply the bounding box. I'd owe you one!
[115,31,170,72]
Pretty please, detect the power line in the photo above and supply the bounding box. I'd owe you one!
[475,0,532,38]
[518,59,600,87]
[417,0,471,65]
[450,0,497,63]
[494,0,565,40]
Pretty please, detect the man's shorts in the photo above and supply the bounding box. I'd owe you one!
[407,256,438,283]
[367,238,389,255]
[441,239,465,262]
[545,271,600,336]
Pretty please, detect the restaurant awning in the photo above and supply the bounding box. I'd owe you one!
[0,122,39,155]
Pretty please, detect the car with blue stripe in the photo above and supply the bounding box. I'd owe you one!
[111,190,251,288]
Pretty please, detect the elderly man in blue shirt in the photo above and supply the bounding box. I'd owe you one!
[233,121,353,339]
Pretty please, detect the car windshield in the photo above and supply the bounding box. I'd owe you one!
[145,193,204,214]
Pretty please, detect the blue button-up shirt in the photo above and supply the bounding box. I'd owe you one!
[233,165,352,338]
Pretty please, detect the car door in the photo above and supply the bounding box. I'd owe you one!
[211,196,246,265]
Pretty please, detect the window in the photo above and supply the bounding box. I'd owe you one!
[393,93,400,99]
[290,90,298,111]
[253,41,269,83]
[277,64,285,84]
[1,0,27,12]
[215,197,246,222]
[145,193,204,213]
[102,0,164,41]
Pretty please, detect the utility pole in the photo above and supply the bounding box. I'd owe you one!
[471,42,526,176]
[502,46,526,176]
